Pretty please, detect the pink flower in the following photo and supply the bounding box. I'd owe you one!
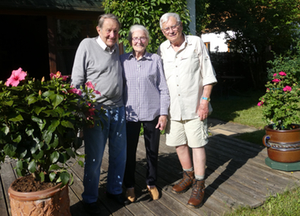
[273,73,277,77]
[85,81,95,90]
[279,71,286,76]
[257,101,264,106]
[6,68,27,86]
[283,86,292,92]
[272,79,280,83]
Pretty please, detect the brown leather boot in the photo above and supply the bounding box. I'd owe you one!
[187,179,205,208]
[172,171,194,194]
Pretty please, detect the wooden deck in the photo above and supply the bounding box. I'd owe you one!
[1,134,300,216]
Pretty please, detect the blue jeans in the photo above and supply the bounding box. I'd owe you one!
[82,106,127,203]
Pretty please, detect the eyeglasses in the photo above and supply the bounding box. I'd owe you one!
[162,23,180,33]
[132,37,147,42]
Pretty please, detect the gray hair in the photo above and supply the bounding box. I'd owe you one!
[128,24,150,41]
[97,14,121,29]
[159,13,181,29]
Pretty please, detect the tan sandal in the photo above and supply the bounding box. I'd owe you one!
[147,185,159,200]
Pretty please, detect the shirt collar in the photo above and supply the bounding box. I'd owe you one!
[96,36,117,53]
[166,34,188,49]
[128,51,151,60]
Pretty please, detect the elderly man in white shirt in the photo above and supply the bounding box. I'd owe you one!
[158,12,217,208]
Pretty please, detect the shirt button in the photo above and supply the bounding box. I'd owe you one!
[178,94,180,96]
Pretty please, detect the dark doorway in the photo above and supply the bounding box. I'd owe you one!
[0,15,49,81]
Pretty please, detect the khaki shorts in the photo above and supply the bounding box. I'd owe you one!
[165,118,208,148]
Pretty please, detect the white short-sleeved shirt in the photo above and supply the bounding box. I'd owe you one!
[158,35,217,121]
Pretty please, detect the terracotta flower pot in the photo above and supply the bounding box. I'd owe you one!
[8,177,71,216]
[263,124,300,163]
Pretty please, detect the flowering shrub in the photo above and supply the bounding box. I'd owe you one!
[258,70,300,130]
[0,68,103,186]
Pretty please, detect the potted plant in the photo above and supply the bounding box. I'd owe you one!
[0,68,103,215]
[258,42,300,163]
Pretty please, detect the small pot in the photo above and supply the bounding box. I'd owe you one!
[263,124,300,163]
[8,176,71,216]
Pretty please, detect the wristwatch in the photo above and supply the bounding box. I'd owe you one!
[202,97,211,102]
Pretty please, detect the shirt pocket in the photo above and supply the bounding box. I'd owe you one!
[180,50,200,73]
[162,58,174,80]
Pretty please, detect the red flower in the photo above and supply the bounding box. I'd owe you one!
[68,88,82,96]
[283,86,292,92]
[257,101,264,106]
[50,71,69,81]
[272,79,280,83]
[279,71,287,76]
[6,68,27,87]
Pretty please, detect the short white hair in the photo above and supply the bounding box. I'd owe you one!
[128,24,150,41]
[160,13,181,29]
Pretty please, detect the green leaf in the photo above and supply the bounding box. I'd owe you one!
[16,168,22,177]
[13,135,22,143]
[39,172,45,182]
[66,148,75,158]
[48,120,60,133]
[69,173,74,186]
[50,151,60,163]
[32,150,44,160]
[61,120,75,129]
[49,172,56,182]
[9,114,24,122]
[16,160,23,170]
[33,106,46,115]
[19,149,27,159]
[1,124,9,135]
[26,94,38,105]
[3,100,13,106]
[50,94,64,108]
[4,144,16,157]
[50,135,59,148]
[49,164,60,171]
[28,160,36,173]
[43,130,53,145]
[59,172,70,186]
[78,160,84,167]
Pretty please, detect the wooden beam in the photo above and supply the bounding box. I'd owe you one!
[47,16,57,74]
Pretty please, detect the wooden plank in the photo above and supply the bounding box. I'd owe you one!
[0,159,17,216]
[206,145,297,191]
[0,176,9,216]
[133,155,226,215]
[67,156,112,216]
[137,137,233,215]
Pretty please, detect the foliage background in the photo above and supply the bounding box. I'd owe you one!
[102,0,191,53]
[196,0,300,90]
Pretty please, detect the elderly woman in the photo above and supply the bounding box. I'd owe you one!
[120,24,170,202]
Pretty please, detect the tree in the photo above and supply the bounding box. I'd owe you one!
[197,0,300,89]
[102,0,190,53]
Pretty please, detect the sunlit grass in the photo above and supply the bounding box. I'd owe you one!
[210,90,265,129]
[225,187,300,216]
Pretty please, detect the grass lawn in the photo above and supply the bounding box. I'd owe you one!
[210,90,300,216]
